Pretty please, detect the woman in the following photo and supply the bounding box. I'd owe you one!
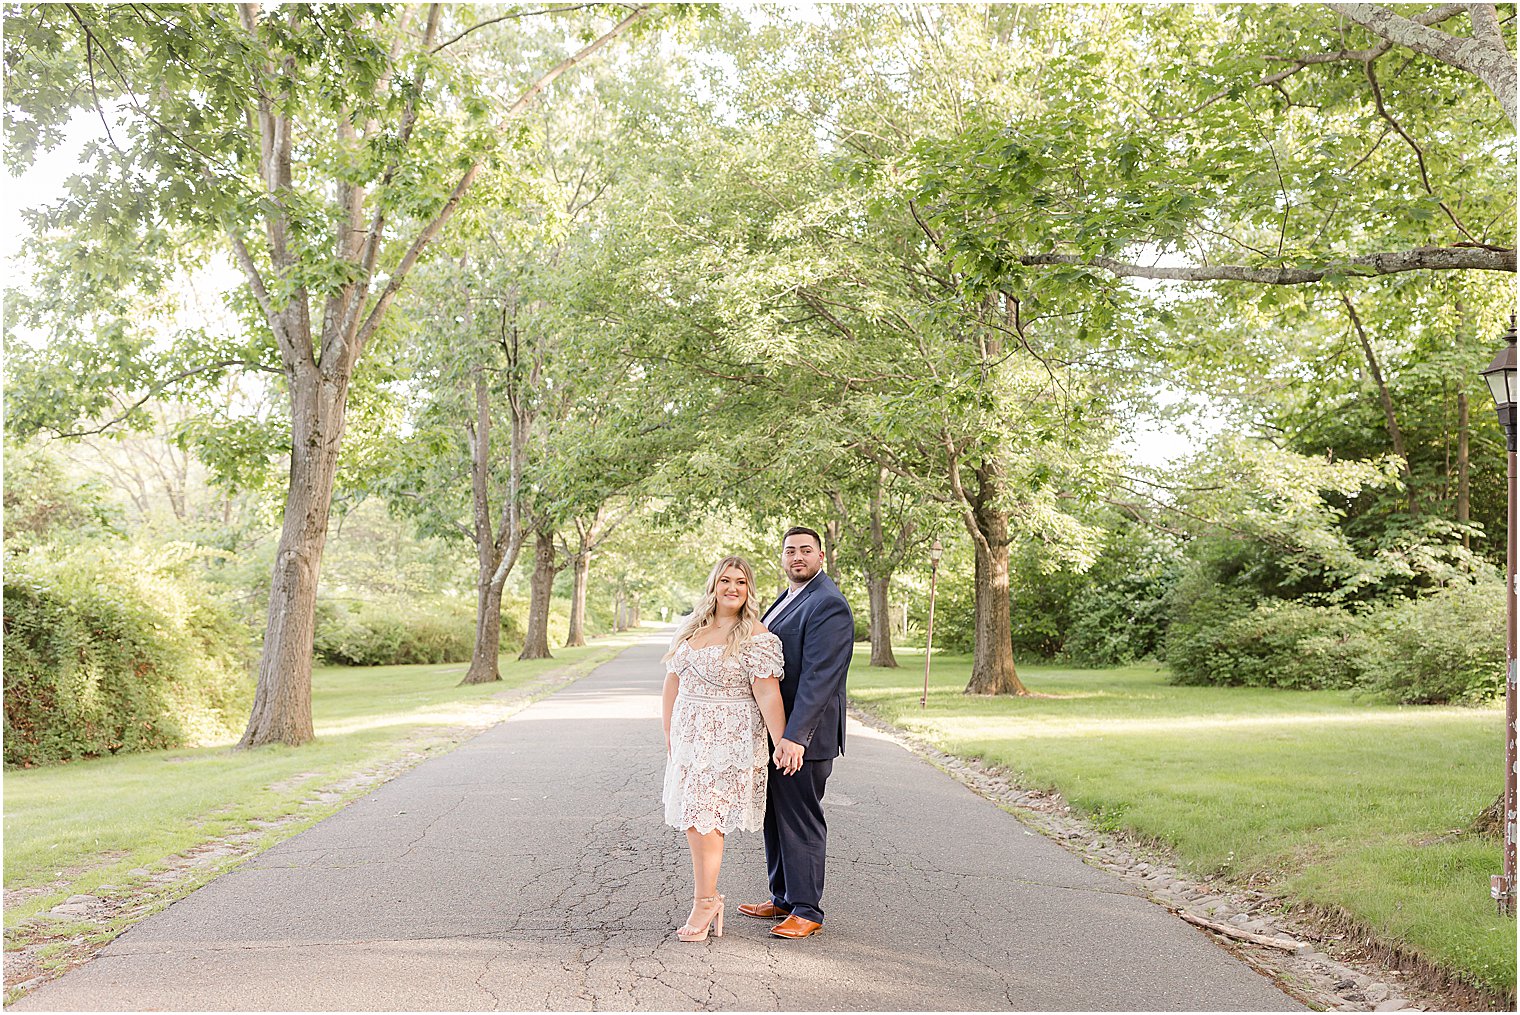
[662,555,786,943]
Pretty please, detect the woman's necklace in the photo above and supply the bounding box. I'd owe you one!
[696,617,737,646]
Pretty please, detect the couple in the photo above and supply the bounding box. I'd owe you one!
[660,527,854,943]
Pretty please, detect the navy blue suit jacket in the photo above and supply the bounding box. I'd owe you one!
[761,572,854,760]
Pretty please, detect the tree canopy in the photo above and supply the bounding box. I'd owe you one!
[4,2,1514,740]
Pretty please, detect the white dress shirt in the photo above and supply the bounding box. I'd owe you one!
[765,572,821,625]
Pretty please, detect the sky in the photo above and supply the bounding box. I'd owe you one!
[3,109,100,267]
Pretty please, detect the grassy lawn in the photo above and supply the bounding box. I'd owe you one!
[851,648,1515,999]
[3,638,632,928]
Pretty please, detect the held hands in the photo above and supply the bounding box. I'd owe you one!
[772,738,805,776]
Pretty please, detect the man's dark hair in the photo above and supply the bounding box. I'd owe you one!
[782,525,823,550]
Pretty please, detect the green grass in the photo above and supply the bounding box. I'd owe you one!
[3,638,631,927]
[852,649,1516,998]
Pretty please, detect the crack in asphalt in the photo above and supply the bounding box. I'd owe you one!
[472,944,507,1011]
[397,792,468,861]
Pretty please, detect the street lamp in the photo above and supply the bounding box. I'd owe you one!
[1481,313,1517,916]
[921,539,944,709]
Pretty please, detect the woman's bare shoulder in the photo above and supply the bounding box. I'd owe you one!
[753,622,769,634]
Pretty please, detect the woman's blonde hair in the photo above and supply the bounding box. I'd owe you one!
[664,555,761,661]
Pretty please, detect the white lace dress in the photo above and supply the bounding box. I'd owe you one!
[663,632,785,835]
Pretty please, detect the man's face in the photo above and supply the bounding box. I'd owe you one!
[782,534,824,585]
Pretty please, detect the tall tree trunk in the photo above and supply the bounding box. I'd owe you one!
[966,530,1025,694]
[865,469,898,667]
[823,516,840,575]
[519,525,556,660]
[565,550,591,647]
[461,367,526,685]
[562,505,617,648]
[465,580,507,683]
[954,456,1027,696]
[866,574,898,667]
[239,364,347,747]
[1457,388,1471,550]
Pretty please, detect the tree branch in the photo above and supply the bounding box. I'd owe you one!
[1017,245,1514,284]
[432,3,612,53]
[1362,58,1476,241]
[1325,2,1515,123]
[1469,2,1506,49]
[1166,3,1466,121]
[942,437,993,559]
[351,4,655,355]
[50,359,282,438]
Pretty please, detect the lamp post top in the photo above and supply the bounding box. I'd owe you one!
[1482,315,1517,412]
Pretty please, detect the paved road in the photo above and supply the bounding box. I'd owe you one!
[15,633,1298,1011]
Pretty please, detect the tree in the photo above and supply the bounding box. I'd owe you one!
[827,466,938,668]
[912,5,1514,288]
[6,4,657,743]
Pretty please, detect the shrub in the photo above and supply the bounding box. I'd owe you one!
[2,441,119,551]
[1166,564,1505,704]
[1065,564,1179,666]
[313,596,492,667]
[851,606,870,643]
[1165,566,1365,690]
[931,576,976,654]
[1356,575,1505,705]
[1168,596,1365,690]
[3,542,254,766]
[1163,572,1256,684]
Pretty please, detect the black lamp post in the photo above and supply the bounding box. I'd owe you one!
[921,539,944,709]
[1481,314,1517,916]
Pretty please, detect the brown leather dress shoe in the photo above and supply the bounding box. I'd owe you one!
[769,914,823,939]
[738,901,790,920]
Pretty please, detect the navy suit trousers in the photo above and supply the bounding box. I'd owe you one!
[763,756,833,924]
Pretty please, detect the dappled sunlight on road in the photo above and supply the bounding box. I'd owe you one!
[512,692,660,721]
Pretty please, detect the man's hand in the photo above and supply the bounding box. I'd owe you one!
[773,738,805,775]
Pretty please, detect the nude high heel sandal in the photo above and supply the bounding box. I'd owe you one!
[676,893,724,942]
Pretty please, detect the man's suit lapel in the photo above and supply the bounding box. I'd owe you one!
[765,581,818,627]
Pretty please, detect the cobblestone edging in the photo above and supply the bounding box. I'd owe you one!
[847,703,1500,1013]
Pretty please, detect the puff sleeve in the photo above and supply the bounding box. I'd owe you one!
[745,632,785,682]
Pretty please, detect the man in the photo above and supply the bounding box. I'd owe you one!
[739,526,854,939]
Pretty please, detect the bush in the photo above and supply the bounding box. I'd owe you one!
[851,605,870,642]
[313,596,498,667]
[1163,572,1254,683]
[930,524,1183,666]
[2,441,119,551]
[1166,564,1505,704]
[1167,595,1365,691]
[1357,576,1505,705]
[1065,564,1179,666]
[4,542,254,766]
